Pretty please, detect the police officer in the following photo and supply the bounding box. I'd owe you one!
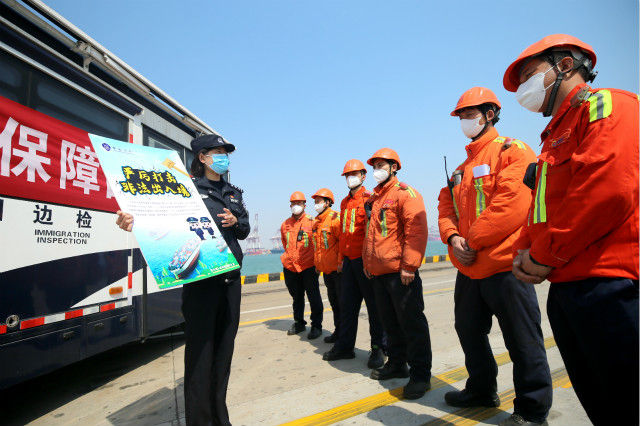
[116,134,250,426]
[187,216,205,240]
[504,34,639,426]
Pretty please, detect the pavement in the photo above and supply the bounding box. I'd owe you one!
[1,263,589,425]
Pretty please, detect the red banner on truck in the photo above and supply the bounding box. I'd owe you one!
[0,95,119,212]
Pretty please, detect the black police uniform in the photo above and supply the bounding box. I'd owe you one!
[182,135,249,426]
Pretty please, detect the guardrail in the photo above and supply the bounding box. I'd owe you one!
[240,254,451,285]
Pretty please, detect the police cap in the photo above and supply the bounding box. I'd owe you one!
[190,134,235,153]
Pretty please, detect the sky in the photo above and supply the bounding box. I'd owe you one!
[47,0,639,248]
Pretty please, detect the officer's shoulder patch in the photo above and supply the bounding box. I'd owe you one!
[398,182,408,189]
[397,182,417,198]
[331,212,338,219]
[363,190,372,197]
[586,89,613,122]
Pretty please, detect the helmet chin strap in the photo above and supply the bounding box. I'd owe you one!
[544,67,566,117]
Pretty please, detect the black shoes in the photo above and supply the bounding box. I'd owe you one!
[403,378,431,400]
[322,347,356,361]
[499,414,548,426]
[308,326,322,340]
[444,388,500,408]
[367,345,385,369]
[370,361,410,380]
[287,322,306,335]
[323,332,338,343]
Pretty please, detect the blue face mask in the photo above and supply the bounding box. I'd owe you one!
[208,154,229,175]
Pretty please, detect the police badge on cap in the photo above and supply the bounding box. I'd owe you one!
[190,134,236,153]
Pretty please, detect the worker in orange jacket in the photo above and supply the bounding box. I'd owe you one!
[438,87,551,426]
[322,160,385,370]
[280,191,323,340]
[311,188,342,343]
[505,34,639,426]
[362,148,432,401]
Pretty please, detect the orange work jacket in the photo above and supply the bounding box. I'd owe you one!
[312,208,341,274]
[514,84,639,283]
[280,213,315,273]
[338,186,370,261]
[363,176,428,276]
[438,127,537,279]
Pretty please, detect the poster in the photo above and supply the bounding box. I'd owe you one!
[91,135,240,288]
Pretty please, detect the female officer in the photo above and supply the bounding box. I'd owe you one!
[116,134,250,426]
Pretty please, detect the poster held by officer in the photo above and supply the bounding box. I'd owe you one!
[91,134,240,289]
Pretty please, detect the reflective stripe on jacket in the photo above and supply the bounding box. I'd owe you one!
[338,186,370,261]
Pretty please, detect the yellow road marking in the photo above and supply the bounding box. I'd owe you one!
[425,367,569,425]
[239,287,454,327]
[280,337,556,425]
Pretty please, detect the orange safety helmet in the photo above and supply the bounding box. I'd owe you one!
[290,191,306,202]
[451,87,501,116]
[342,159,367,176]
[367,148,402,170]
[312,188,334,203]
[503,34,597,92]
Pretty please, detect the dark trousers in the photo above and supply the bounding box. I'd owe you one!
[324,271,341,334]
[336,257,385,351]
[283,266,323,328]
[372,271,432,381]
[547,277,639,426]
[454,271,552,423]
[182,273,241,426]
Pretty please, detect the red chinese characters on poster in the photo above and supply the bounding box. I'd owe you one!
[0,95,120,212]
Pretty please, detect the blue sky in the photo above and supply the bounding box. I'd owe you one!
[48,0,639,247]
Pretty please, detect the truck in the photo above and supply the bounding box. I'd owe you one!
[0,0,223,389]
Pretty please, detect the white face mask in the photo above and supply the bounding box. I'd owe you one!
[291,205,304,215]
[346,175,362,189]
[314,202,325,213]
[515,65,556,112]
[460,115,484,139]
[373,168,390,183]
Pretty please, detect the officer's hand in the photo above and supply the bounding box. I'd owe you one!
[400,269,414,286]
[363,268,372,279]
[115,210,134,232]
[337,260,343,273]
[512,249,549,284]
[217,208,238,228]
[449,235,476,266]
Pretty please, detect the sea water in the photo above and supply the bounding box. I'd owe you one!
[240,240,449,276]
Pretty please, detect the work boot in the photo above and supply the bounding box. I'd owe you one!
[323,332,338,343]
[499,414,548,426]
[370,361,409,380]
[287,322,305,335]
[444,388,500,408]
[403,378,431,400]
[367,345,385,369]
[307,326,322,340]
[322,347,355,361]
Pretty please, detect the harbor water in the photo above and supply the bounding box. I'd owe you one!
[240,240,448,276]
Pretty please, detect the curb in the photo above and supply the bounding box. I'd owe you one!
[240,254,452,285]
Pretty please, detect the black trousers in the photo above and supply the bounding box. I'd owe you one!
[324,271,342,334]
[454,271,552,423]
[372,271,432,381]
[283,266,323,328]
[182,272,241,426]
[547,277,639,426]
[335,257,385,351]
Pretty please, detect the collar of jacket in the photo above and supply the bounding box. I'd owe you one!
[374,175,399,197]
[540,83,590,143]
[290,212,308,222]
[348,185,367,200]
[315,207,333,221]
[465,127,499,157]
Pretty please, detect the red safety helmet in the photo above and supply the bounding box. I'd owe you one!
[503,34,597,92]
[312,188,334,203]
[367,148,402,170]
[290,191,306,202]
[342,159,367,176]
[451,87,501,116]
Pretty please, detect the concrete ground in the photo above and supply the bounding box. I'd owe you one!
[1,263,590,425]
